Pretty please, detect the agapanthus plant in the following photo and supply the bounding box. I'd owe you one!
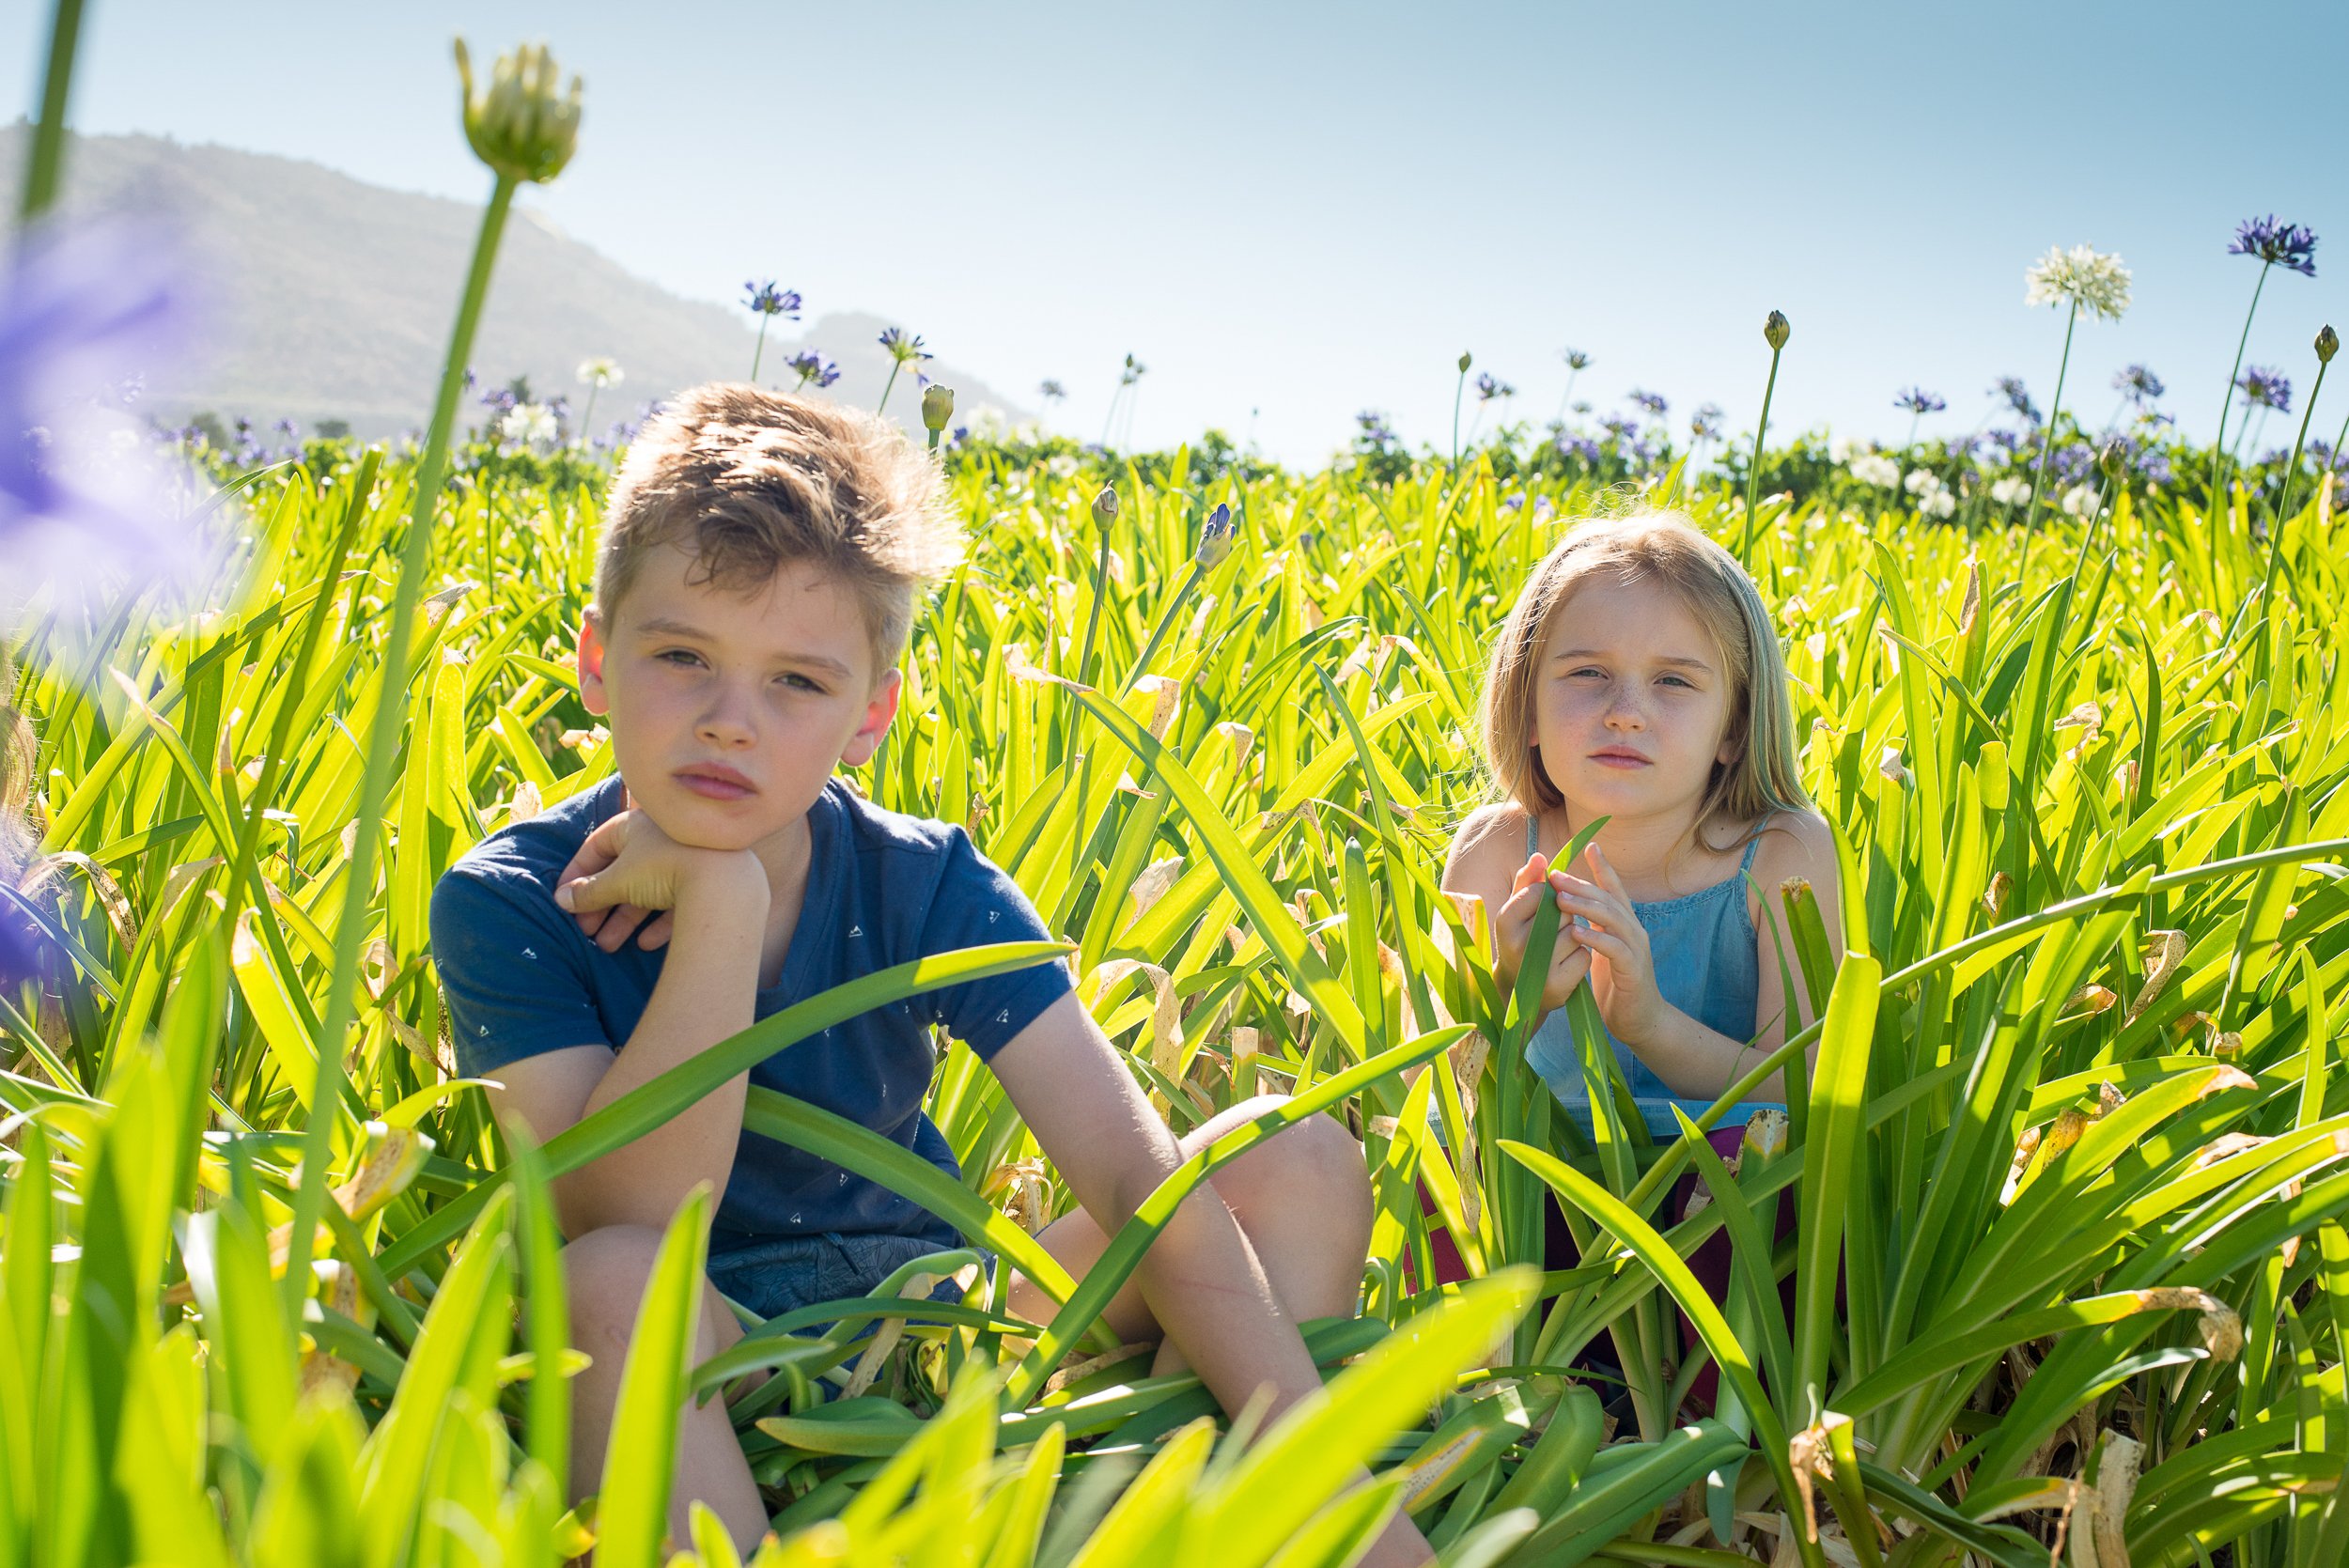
[1555,347,1591,423]
[2211,216,2318,505]
[575,355,621,435]
[787,349,841,392]
[876,327,931,417]
[743,279,801,381]
[2021,243,2129,536]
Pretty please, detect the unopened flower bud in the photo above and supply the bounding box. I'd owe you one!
[455,39,583,185]
[1092,485,1118,533]
[1458,351,1473,373]
[2319,324,2340,365]
[1196,503,1235,568]
[922,382,955,433]
[1764,310,1791,351]
[2100,440,2127,480]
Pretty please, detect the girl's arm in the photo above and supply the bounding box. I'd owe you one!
[1564,813,1844,1101]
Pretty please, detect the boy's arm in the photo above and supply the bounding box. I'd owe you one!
[987,991,1330,1425]
[478,816,773,1238]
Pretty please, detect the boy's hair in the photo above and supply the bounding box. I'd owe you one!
[595,383,965,674]
[1476,510,1812,852]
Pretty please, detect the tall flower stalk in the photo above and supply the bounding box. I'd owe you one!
[1553,347,1590,425]
[279,38,581,1316]
[2245,326,2334,683]
[2208,216,2318,510]
[1450,351,1472,472]
[877,327,930,418]
[1740,311,1789,559]
[18,0,83,224]
[2020,244,2131,541]
[743,281,800,382]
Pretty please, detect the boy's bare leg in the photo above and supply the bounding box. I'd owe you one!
[566,1225,766,1555]
[1010,1094,1376,1375]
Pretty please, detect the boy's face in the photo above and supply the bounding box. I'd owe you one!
[577,543,900,854]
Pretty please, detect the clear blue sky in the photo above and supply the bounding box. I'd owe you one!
[14,1,2347,464]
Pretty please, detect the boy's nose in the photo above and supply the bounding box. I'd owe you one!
[695,690,758,746]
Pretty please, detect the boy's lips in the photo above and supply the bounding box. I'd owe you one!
[675,763,756,800]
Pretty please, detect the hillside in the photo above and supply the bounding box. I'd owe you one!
[0,124,1027,438]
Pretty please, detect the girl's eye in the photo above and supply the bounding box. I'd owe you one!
[1569,667,1603,679]
[1660,675,1694,689]
[657,649,702,668]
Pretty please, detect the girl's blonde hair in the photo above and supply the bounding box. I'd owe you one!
[1476,510,1811,852]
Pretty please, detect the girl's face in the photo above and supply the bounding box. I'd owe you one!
[1531,571,1739,827]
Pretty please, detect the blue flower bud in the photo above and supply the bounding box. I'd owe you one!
[1196,503,1235,568]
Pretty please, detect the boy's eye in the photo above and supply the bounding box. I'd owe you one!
[657,648,703,668]
[778,672,825,693]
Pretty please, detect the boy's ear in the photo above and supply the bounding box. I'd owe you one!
[840,668,903,769]
[576,606,610,716]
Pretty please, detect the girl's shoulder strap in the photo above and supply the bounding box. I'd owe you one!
[1526,814,1540,860]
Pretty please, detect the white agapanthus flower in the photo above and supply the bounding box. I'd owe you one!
[503,401,559,448]
[576,356,624,388]
[2061,483,2101,517]
[1046,453,1080,479]
[2025,244,2132,321]
[1924,489,1957,519]
[1828,434,1858,463]
[1904,469,1942,497]
[1849,453,1902,488]
[1989,476,2032,505]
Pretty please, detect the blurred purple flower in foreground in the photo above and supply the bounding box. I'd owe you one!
[2237,365,2292,412]
[1893,387,1946,414]
[1,220,211,635]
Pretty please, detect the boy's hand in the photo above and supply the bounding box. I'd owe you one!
[1553,844,1668,1048]
[553,797,765,952]
[1491,850,1594,1016]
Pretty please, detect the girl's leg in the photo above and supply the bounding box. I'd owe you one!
[565,1225,766,1555]
[1009,1094,1374,1373]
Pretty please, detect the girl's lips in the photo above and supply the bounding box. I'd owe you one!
[1589,752,1650,768]
[676,771,754,800]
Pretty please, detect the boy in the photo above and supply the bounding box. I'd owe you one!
[429,385,1428,1562]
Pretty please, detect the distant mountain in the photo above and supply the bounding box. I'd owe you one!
[0,124,1028,439]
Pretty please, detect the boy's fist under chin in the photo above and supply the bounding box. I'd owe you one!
[553,796,766,954]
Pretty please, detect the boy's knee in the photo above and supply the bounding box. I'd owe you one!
[1213,1095,1370,1208]
[562,1223,668,1343]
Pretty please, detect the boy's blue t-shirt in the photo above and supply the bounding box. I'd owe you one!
[429,774,1072,1258]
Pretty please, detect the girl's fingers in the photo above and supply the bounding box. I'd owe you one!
[1586,844,1634,904]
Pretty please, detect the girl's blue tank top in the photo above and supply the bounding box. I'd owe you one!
[1522,815,1782,1139]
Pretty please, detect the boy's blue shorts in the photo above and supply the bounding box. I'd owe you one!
[708,1230,994,1328]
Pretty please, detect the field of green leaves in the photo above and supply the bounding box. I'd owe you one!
[8,15,2349,1568]
[7,425,2349,1566]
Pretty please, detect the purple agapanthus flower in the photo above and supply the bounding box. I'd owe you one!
[878,326,932,365]
[1356,410,1398,447]
[1689,403,1724,441]
[1628,388,1668,418]
[1475,371,1513,402]
[2137,448,2174,485]
[2229,216,2318,278]
[1598,412,1638,440]
[744,280,802,318]
[2051,444,2094,484]
[2114,364,2165,403]
[1993,376,2041,424]
[1554,433,1603,464]
[786,349,841,390]
[0,219,215,634]
[1893,387,1947,415]
[2237,365,2292,411]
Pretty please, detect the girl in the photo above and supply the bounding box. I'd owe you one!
[1442,510,1843,1141]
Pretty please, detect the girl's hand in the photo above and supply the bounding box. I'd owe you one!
[1552,844,1668,1047]
[1491,851,1595,1016]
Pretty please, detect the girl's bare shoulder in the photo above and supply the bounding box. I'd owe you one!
[1442,801,1533,892]
[1745,809,1841,905]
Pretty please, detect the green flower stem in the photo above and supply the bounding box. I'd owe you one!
[877,360,903,417]
[1552,367,1580,427]
[750,316,770,382]
[578,383,599,439]
[2022,301,2079,544]
[1119,562,1206,696]
[17,0,84,224]
[2207,261,2273,511]
[1450,365,1468,472]
[279,173,519,1318]
[1740,344,1784,560]
[2248,356,2327,687]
